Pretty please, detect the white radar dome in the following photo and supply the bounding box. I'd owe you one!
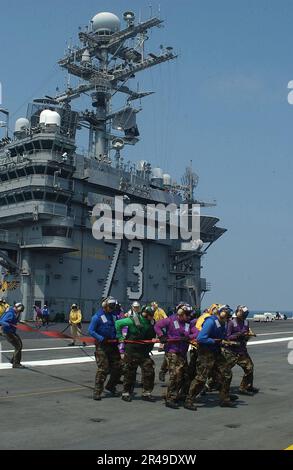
[91,12,120,34]
[152,167,163,179]
[39,110,61,127]
[163,173,172,186]
[15,118,29,133]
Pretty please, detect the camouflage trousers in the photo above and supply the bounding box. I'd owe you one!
[221,348,254,390]
[94,344,122,395]
[165,352,190,402]
[186,347,232,404]
[187,348,198,382]
[4,332,22,365]
[160,355,168,374]
[123,353,155,395]
[187,347,219,392]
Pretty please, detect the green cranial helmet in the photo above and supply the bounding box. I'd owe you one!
[142,305,155,316]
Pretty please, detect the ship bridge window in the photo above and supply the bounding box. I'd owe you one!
[16,168,26,178]
[7,195,15,204]
[33,190,44,200]
[16,145,25,154]
[46,167,56,176]
[53,144,62,153]
[34,165,45,174]
[41,140,53,150]
[0,174,8,182]
[15,193,24,202]
[9,148,17,158]
[25,142,34,151]
[8,171,17,179]
[26,167,34,175]
[45,192,57,202]
[24,191,33,201]
[56,194,69,203]
[0,198,6,206]
[42,226,68,237]
[33,141,41,151]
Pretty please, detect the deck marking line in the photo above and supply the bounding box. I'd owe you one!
[0,387,86,399]
[1,336,293,369]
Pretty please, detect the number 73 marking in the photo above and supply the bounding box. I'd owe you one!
[102,240,144,300]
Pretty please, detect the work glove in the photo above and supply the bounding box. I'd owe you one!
[179,334,190,342]
[159,335,168,344]
[118,341,125,352]
[214,338,223,344]
[236,332,245,338]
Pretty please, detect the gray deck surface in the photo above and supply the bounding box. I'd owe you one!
[1,320,292,450]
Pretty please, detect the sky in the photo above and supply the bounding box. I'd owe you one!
[0,0,293,310]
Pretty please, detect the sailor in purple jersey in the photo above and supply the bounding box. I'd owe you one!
[223,305,259,396]
[159,308,200,383]
[187,317,200,384]
[158,308,177,383]
[190,317,200,338]
[155,303,197,409]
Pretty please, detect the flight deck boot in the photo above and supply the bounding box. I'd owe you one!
[105,385,121,397]
[121,393,132,402]
[184,400,197,411]
[93,391,102,401]
[165,400,180,409]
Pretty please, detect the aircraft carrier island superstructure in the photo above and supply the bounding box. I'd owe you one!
[0,11,226,320]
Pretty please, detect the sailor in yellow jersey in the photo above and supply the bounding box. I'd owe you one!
[0,298,10,317]
[151,302,167,322]
[196,303,219,330]
[151,302,169,382]
[68,304,86,347]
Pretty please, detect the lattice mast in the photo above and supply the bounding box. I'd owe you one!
[56,11,177,160]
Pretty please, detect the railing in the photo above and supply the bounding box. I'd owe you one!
[0,228,20,244]
[0,147,75,168]
[0,201,69,219]
[201,279,211,292]
[0,174,73,193]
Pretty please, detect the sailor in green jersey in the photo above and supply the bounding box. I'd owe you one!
[115,305,156,403]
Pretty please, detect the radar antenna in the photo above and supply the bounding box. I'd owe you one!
[181,161,199,202]
[56,10,177,160]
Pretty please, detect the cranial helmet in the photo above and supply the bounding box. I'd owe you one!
[15,302,25,313]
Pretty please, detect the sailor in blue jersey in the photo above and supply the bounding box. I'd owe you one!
[88,297,122,400]
[0,303,25,368]
[42,304,50,327]
[184,304,236,410]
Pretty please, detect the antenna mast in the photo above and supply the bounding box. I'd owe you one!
[56,11,177,160]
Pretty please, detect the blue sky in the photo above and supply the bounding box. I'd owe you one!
[1,0,293,310]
